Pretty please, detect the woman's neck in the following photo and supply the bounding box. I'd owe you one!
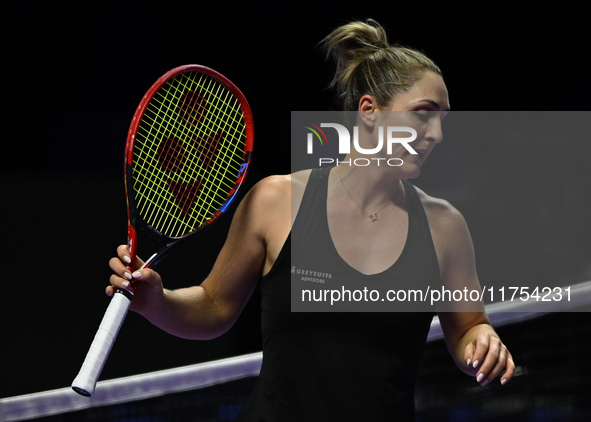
[330,163,405,211]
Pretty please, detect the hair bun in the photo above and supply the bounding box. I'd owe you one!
[321,18,441,111]
[323,18,389,61]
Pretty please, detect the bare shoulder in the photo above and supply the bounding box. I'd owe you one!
[239,171,310,232]
[247,169,312,199]
[413,185,468,234]
[233,175,289,231]
[247,174,292,204]
[412,184,475,276]
[237,169,314,231]
[240,171,312,273]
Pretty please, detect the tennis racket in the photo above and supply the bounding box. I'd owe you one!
[71,65,254,397]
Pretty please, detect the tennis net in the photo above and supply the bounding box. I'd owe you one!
[2,281,591,421]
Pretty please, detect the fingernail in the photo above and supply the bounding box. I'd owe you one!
[123,255,131,264]
[466,359,471,366]
[472,360,479,368]
[501,379,508,385]
[476,373,484,383]
[122,281,130,289]
[132,271,142,279]
[124,272,132,280]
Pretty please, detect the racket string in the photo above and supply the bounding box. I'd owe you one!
[164,74,244,235]
[132,71,248,238]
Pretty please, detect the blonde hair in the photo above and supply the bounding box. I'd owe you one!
[321,19,442,111]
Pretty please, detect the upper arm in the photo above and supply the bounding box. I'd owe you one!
[199,175,291,327]
[422,194,490,347]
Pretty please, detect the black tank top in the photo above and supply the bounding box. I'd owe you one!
[237,167,440,422]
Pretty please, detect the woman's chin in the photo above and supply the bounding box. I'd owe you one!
[399,163,421,179]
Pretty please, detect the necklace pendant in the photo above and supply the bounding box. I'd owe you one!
[370,213,378,222]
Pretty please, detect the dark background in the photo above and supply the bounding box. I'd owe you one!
[2,0,590,404]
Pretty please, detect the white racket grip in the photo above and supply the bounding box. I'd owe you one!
[71,291,131,397]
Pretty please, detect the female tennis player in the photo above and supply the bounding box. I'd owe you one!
[107,19,514,421]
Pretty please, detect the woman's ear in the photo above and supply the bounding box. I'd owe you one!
[358,94,378,128]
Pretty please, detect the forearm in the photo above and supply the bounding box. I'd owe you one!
[140,285,232,340]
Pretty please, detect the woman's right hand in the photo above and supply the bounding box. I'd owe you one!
[107,244,164,314]
[101,176,289,340]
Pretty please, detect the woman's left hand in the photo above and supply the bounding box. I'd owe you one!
[461,324,515,386]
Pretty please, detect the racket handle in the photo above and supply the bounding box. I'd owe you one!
[71,291,131,396]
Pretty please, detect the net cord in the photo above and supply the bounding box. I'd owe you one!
[2,280,590,422]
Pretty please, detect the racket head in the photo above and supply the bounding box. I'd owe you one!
[123,65,254,261]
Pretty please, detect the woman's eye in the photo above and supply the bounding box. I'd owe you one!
[413,110,430,121]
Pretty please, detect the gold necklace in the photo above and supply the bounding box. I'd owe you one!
[337,167,390,222]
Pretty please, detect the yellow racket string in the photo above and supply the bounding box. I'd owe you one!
[132,71,247,237]
[139,73,244,231]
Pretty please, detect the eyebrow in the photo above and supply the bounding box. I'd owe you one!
[416,99,451,111]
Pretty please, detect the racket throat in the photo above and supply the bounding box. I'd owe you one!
[142,252,159,268]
